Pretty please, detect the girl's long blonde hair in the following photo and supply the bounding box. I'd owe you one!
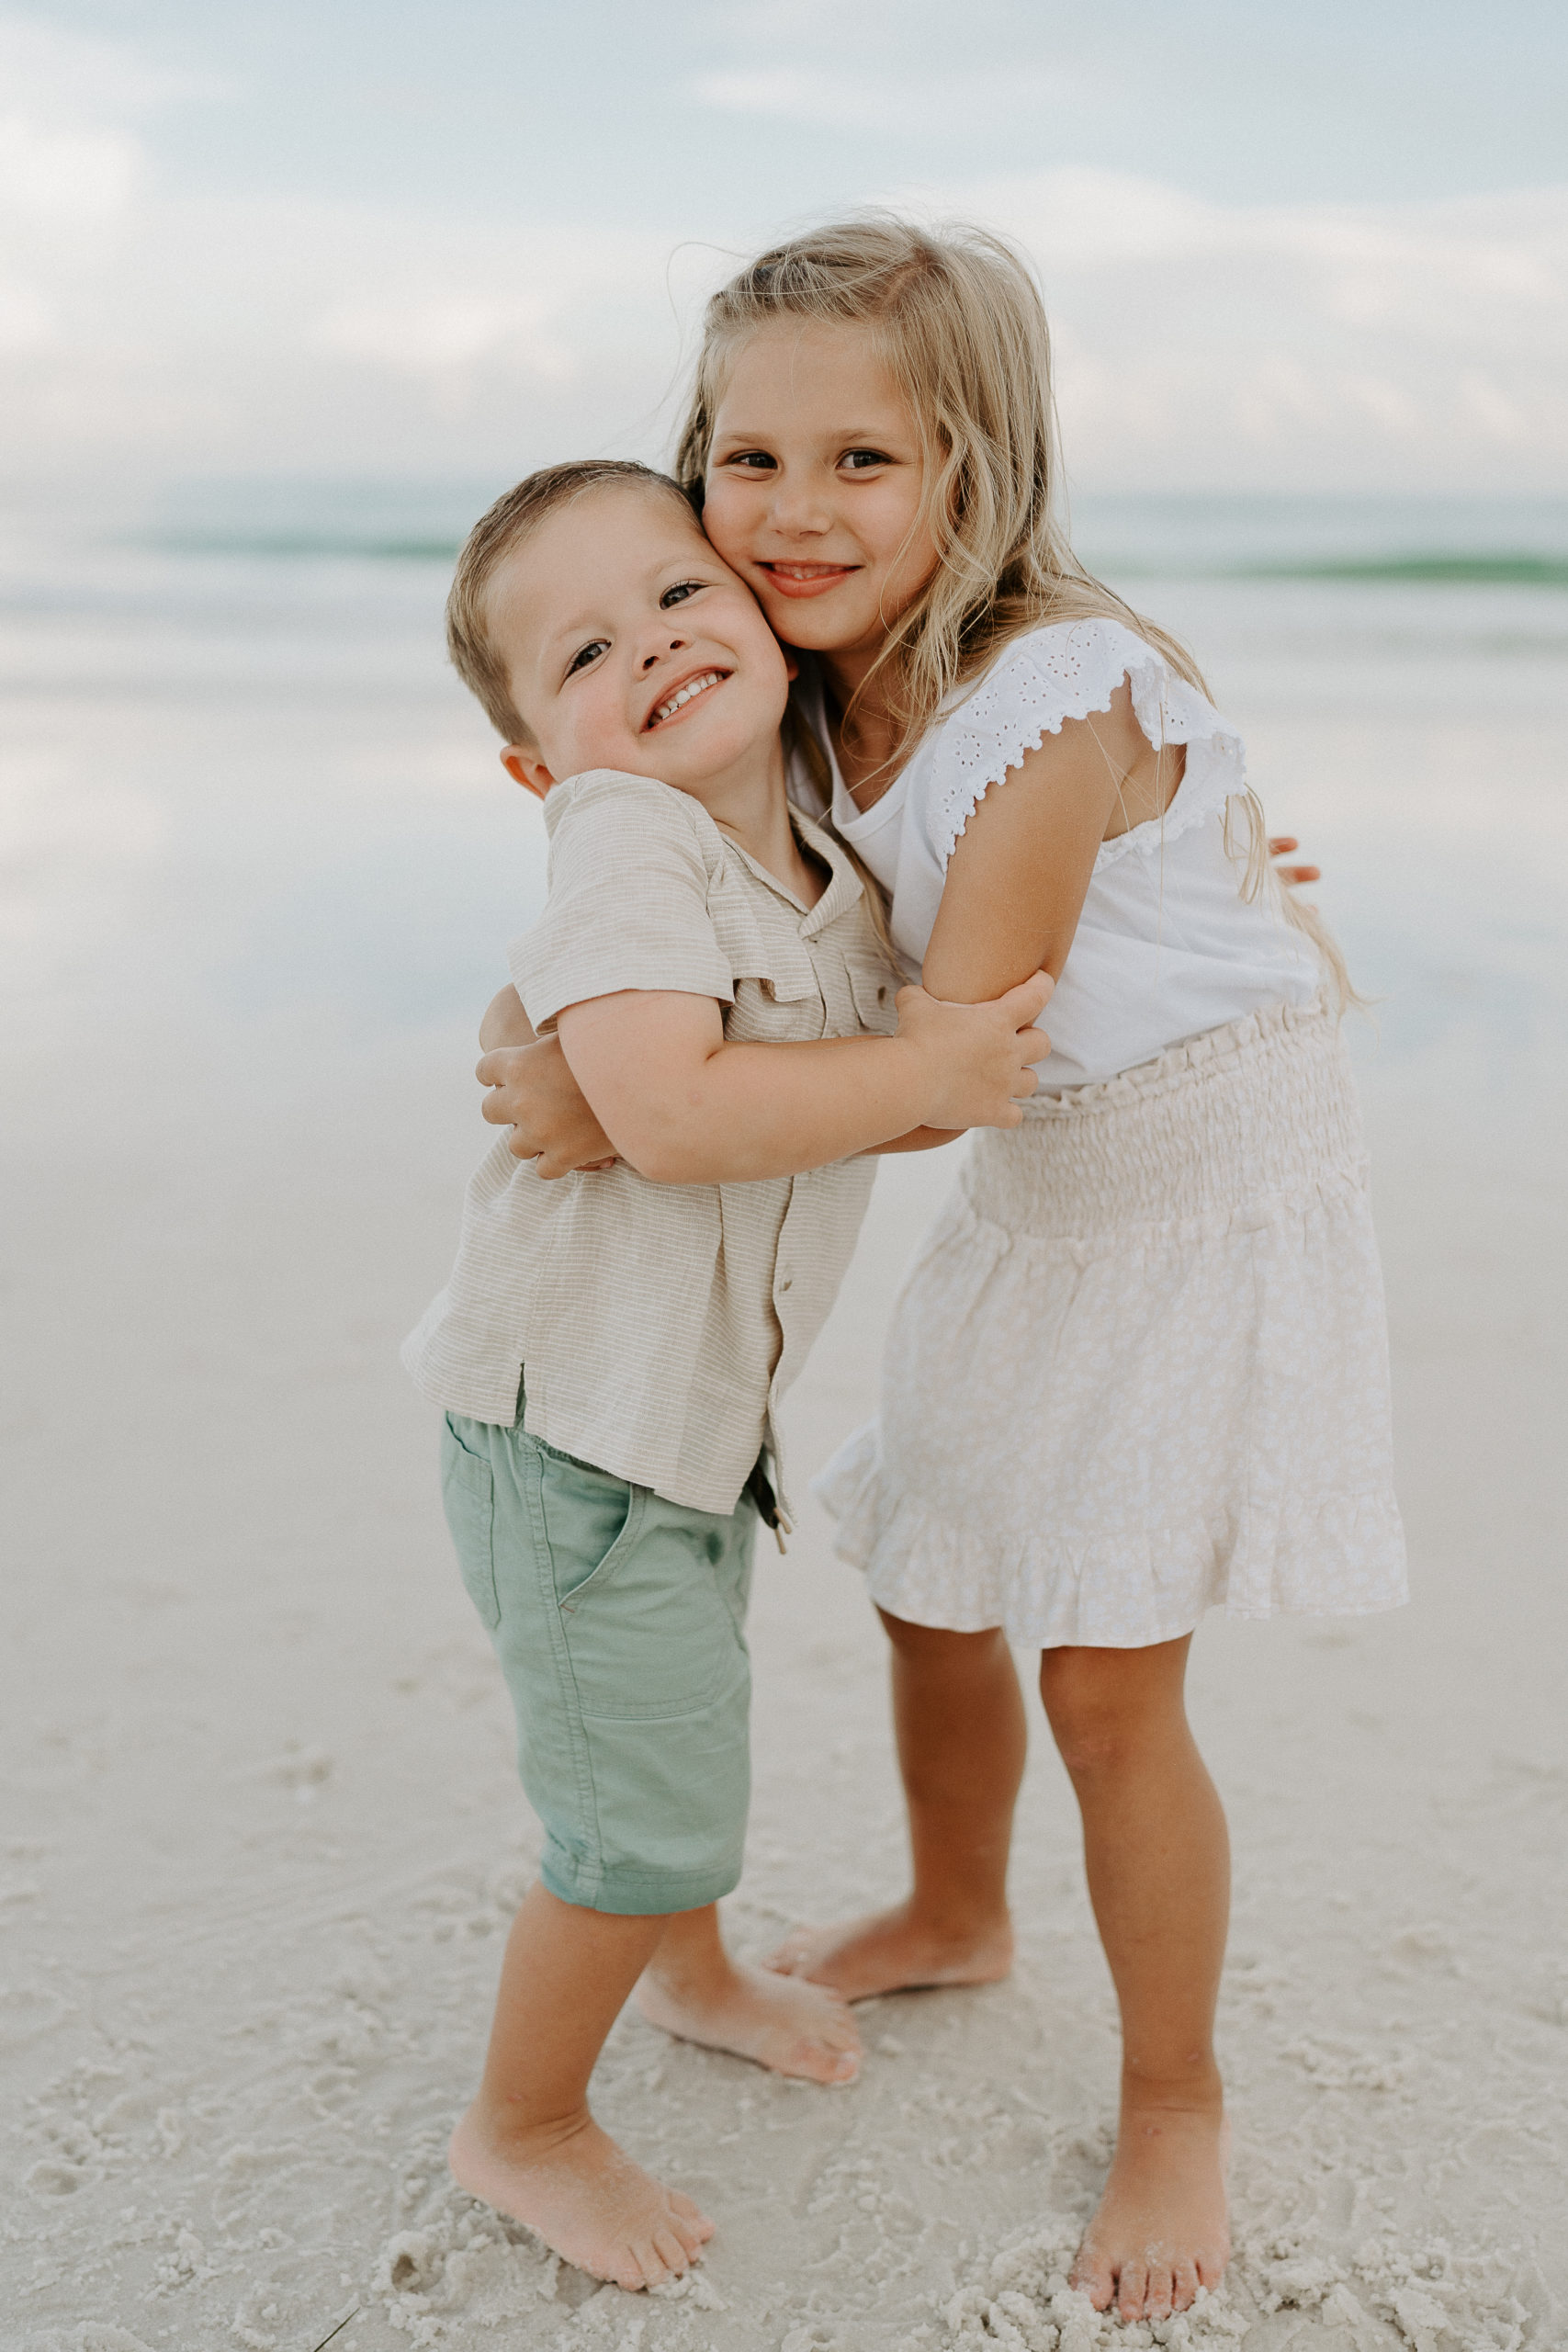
[675,213,1353,1006]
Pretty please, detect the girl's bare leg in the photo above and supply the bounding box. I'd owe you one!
[765,1611,1026,1999]
[448,1883,715,2291]
[636,1903,862,2082]
[1040,1636,1230,2324]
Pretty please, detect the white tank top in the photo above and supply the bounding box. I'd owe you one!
[787,616,1321,1090]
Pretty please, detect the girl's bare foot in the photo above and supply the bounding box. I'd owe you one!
[448,2103,714,2293]
[1070,2102,1230,2324]
[763,1898,1014,2002]
[637,1954,861,2082]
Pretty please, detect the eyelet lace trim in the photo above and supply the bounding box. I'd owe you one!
[930,619,1247,872]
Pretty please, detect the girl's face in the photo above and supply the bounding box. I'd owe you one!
[702,322,941,663]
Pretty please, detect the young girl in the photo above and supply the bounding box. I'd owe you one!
[483,217,1406,2326]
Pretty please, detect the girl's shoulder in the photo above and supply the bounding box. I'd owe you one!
[916,616,1245,869]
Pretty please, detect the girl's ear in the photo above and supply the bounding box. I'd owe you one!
[783,652,799,682]
[502,744,555,802]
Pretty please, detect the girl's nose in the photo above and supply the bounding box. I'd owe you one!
[768,481,832,535]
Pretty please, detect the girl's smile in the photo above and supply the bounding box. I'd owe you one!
[758,560,862,599]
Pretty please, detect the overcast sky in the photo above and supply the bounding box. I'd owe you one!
[3,0,1565,495]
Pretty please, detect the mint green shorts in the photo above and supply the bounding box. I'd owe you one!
[440,1406,758,1916]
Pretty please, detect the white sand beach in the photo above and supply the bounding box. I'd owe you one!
[3,506,1566,2351]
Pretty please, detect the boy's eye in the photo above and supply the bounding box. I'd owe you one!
[565,639,607,678]
[840,448,891,472]
[660,580,704,609]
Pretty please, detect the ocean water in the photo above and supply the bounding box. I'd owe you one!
[2,486,1564,1141]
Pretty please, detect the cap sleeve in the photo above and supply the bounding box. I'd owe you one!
[510,771,736,1031]
[920,618,1247,871]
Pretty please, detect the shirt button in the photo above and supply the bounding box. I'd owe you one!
[778,1273,793,1293]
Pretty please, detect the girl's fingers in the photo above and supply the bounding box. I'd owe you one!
[1278,863,1320,885]
[1267,835,1298,855]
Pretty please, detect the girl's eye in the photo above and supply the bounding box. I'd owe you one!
[660,580,704,609]
[723,450,776,473]
[840,448,890,472]
[565,639,607,677]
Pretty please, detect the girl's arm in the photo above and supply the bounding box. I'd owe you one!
[552,974,1051,1187]
[477,986,620,1174]
[919,690,1139,1002]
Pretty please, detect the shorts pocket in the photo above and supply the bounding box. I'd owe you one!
[536,1445,640,1608]
[557,1503,748,1723]
[441,1418,501,1629]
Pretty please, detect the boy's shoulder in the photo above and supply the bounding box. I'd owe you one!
[544,767,717,847]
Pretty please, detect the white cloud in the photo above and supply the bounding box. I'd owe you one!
[314,296,576,383]
[0,114,142,217]
[907,168,1568,488]
[0,17,1562,498]
[694,62,1075,136]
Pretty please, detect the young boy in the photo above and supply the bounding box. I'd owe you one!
[402,460,1051,2292]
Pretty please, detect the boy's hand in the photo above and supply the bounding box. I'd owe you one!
[895,970,1054,1132]
[477,1035,618,1177]
[479,983,536,1052]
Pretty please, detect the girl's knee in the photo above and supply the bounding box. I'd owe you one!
[1039,1642,1188,1775]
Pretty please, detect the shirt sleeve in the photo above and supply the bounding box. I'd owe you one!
[510,771,737,1032]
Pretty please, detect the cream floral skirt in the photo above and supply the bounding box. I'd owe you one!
[816,1000,1408,1648]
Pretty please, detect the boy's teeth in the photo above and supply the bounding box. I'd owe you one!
[653,671,721,724]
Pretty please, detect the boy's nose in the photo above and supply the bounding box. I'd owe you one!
[641,635,689,671]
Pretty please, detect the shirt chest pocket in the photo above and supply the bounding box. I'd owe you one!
[707,883,825,1044]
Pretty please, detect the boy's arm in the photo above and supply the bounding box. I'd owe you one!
[552,976,1051,1187]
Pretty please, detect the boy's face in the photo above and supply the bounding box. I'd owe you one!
[491,486,792,798]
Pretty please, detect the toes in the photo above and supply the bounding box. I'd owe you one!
[1116,2258,1149,2323]
[671,2207,713,2257]
[1171,2256,1200,2311]
[650,2223,691,2278]
[1145,2261,1175,2322]
[1070,2249,1115,2312]
[628,2234,670,2290]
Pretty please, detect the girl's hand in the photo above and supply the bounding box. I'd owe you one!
[894,971,1054,1131]
[1269,836,1321,887]
[477,1035,618,1177]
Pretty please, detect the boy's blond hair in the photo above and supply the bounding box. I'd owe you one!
[674,213,1353,1004]
[446,460,697,742]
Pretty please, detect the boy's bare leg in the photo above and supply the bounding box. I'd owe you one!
[637,1904,861,2082]
[1041,1636,1230,2325]
[448,1883,715,2291]
[765,1612,1024,1999]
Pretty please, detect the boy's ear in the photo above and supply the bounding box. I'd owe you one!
[502,743,555,803]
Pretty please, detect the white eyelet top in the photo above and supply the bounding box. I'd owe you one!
[787,616,1322,1090]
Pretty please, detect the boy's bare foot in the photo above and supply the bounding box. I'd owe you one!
[637,1956,861,2083]
[1070,2102,1230,2324]
[448,2104,713,2293]
[763,1899,1013,2003]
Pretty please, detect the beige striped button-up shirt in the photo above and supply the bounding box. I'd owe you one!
[401,769,899,1517]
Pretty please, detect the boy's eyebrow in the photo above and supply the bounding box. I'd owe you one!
[534,548,719,658]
